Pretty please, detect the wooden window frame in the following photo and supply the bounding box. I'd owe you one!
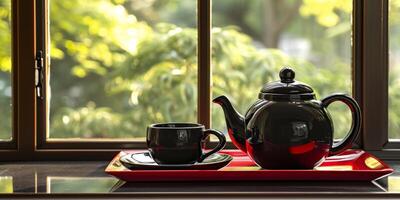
[0,0,35,159]
[353,0,389,151]
[1,0,398,160]
[356,0,400,160]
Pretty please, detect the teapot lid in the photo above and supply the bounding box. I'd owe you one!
[259,67,315,101]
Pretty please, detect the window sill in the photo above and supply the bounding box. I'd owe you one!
[0,160,400,198]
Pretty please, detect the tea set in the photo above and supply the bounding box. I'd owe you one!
[119,67,362,170]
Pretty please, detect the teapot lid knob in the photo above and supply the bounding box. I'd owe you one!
[279,67,295,83]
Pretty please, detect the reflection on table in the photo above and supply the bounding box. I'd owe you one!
[0,161,400,194]
[46,177,119,193]
[2,174,398,193]
[0,176,13,193]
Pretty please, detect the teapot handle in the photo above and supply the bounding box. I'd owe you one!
[321,93,362,156]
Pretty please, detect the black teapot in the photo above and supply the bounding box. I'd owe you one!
[213,67,361,169]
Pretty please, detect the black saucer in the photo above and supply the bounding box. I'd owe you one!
[119,151,233,170]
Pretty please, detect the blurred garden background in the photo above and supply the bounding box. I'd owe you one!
[0,0,400,140]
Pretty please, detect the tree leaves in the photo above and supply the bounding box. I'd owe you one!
[1,0,400,140]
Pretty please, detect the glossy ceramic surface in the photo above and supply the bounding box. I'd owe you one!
[119,151,233,170]
[245,100,332,169]
[213,67,362,169]
[106,149,393,182]
[147,123,226,164]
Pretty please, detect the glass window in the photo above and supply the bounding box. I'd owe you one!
[211,0,353,140]
[389,0,400,139]
[0,0,12,141]
[48,0,197,139]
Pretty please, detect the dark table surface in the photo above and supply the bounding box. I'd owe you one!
[1,158,400,198]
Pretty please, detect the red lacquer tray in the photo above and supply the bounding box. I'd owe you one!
[105,149,394,182]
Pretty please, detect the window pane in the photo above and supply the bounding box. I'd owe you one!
[211,0,352,140]
[389,0,400,139]
[0,0,12,141]
[49,0,197,139]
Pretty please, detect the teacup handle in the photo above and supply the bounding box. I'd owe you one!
[198,129,227,162]
[321,93,362,156]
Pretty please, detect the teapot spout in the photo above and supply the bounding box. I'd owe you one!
[213,95,247,152]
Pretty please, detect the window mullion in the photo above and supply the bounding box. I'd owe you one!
[36,0,48,149]
[197,0,211,129]
[357,0,389,150]
[16,0,37,156]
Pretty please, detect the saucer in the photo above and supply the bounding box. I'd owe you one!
[119,151,233,170]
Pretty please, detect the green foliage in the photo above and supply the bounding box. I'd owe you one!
[0,0,11,140]
[389,0,400,138]
[0,0,399,141]
[51,102,136,138]
[211,26,351,137]
[49,0,199,137]
[300,0,352,27]
[50,15,351,138]
[0,0,11,72]
[389,66,400,137]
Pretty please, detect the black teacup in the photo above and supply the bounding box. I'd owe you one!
[147,123,226,164]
